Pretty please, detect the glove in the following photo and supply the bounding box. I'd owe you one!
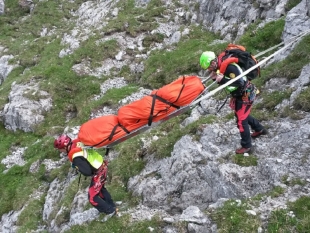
[210,71,224,83]
[215,73,224,83]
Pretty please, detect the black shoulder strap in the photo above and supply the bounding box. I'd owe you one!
[216,92,230,114]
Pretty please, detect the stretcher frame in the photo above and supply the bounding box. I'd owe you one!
[85,29,310,150]
[100,78,215,149]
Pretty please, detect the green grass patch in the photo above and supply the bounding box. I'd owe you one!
[110,137,146,184]
[257,34,310,88]
[147,117,187,159]
[0,126,44,162]
[269,186,285,198]
[281,175,307,187]
[293,87,310,112]
[267,196,310,233]
[107,183,139,209]
[17,198,45,233]
[0,0,79,56]
[255,90,292,111]
[0,127,61,217]
[238,18,285,53]
[0,165,41,216]
[20,56,123,134]
[285,0,303,11]
[278,106,306,120]
[104,0,162,37]
[142,33,165,47]
[232,154,258,167]
[210,199,261,233]
[74,38,120,68]
[252,186,285,201]
[267,209,297,233]
[223,112,235,120]
[142,25,220,88]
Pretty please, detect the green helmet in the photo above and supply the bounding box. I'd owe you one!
[200,51,216,69]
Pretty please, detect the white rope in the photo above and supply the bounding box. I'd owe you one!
[86,30,310,149]
[199,30,310,91]
[254,29,310,58]
[199,29,310,84]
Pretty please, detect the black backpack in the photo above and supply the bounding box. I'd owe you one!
[219,44,260,80]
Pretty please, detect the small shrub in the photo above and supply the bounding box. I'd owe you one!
[142,33,165,47]
[232,154,258,167]
[255,90,292,111]
[238,18,285,52]
[285,0,302,11]
[269,186,285,198]
[293,88,310,112]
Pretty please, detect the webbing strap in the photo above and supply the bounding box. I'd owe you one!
[77,173,81,189]
[148,94,181,126]
[148,95,156,126]
[91,124,130,148]
[216,93,230,114]
[147,77,189,126]
[109,124,130,140]
[105,148,110,156]
[152,95,180,109]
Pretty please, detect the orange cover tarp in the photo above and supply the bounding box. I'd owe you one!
[79,76,205,147]
[78,115,127,147]
[151,75,205,106]
[118,95,177,129]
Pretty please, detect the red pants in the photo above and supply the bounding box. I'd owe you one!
[233,98,263,148]
[88,179,116,214]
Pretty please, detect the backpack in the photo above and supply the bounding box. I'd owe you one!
[218,44,260,80]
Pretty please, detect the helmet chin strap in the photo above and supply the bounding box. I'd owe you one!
[214,59,219,70]
[209,60,218,72]
[66,140,73,153]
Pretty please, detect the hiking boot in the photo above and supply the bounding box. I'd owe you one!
[235,147,252,154]
[251,129,268,138]
[102,208,118,222]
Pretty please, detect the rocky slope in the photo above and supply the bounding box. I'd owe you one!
[0,0,310,232]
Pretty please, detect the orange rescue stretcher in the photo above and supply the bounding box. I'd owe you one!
[78,75,213,149]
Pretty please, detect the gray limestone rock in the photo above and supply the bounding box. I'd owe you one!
[3,80,52,132]
[0,0,4,15]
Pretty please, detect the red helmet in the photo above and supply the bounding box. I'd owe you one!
[54,135,71,150]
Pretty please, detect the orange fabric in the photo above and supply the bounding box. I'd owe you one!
[218,44,260,79]
[78,115,127,148]
[79,76,206,147]
[118,95,176,128]
[219,57,239,74]
[152,107,177,122]
[151,76,205,106]
[68,139,82,162]
[217,51,226,68]
[121,120,148,132]
[226,43,246,51]
[118,76,204,128]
